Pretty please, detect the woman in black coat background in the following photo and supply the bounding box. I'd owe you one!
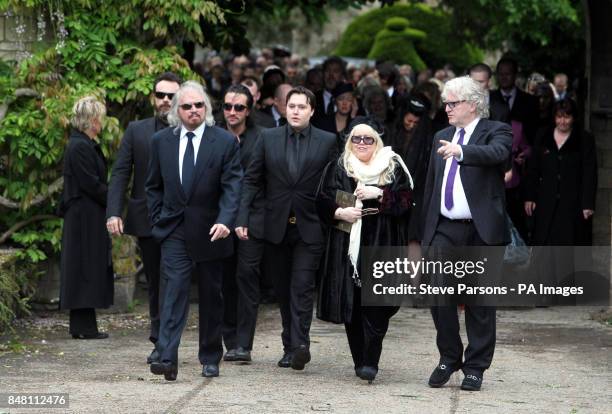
[524,98,597,245]
[316,122,413,383]
[524,99,597,299]
[59,96,113,339]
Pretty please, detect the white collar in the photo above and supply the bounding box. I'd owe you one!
[458,117,481,137]
[180,122,206,139]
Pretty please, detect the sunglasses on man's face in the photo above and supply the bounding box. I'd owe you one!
[222,103,247,112]
[350,135,375,145]
[154,92,175,100]
[179,101,205,111]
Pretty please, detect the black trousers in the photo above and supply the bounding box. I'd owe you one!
[222,249,238,351]
[345,286,399,370]
[69,308,98,335]
[157,225,224,365]
[429,217,497,376]
[268,224,324,352]
[138,236,161,344]
[235,236,265,350]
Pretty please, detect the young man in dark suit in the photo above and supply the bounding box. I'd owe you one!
[236,86,337,371]
[468,63,510,124]
[106,72,181,364]
[421,76,512,391]
[218,85,263,363]
[145,81,242,380]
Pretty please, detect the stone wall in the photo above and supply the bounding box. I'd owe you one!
[0,13,36,60]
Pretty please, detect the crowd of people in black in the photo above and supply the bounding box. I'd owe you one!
[57,51,597,391]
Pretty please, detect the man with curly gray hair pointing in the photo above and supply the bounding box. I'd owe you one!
[421,76,512,392]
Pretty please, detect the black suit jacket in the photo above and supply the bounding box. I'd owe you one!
[107,117,166,237]
[223,124,266,240]
[490,89,539,143]
[421,119,512,246]
[237,125,337,244]
[145,125,243,262]
[312,89,336,133]
[488,92,511,124]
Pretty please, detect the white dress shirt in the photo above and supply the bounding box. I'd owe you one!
[179,123,205,184]
[323,89,333,112]
[440,117,481,219]
[271,106,282,126]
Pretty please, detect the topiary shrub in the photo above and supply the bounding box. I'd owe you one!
[335,3,483,71]
[367,17,426,71]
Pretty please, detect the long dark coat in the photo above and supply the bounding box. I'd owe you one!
[524,127,597,245]
[315,161,412,323]
[59,130,113,310]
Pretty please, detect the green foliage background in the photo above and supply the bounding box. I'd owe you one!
[335,3,484,70]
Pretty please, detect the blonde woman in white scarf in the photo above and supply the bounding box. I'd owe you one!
[316,122,414,384]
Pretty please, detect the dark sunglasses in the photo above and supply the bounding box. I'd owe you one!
[350,135,375,145]
[179,101,205,111]
[222,103,248,112]
[154,92,175,100]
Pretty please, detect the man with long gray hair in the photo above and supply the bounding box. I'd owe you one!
[421,76,512,391]
[145,81,243,380]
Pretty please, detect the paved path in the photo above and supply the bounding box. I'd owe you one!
[0,303,610,413]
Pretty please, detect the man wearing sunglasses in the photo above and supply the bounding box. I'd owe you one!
[236,86,337,372]
[421,76,512,392]
[106,71,181,365]
[146,81,243,380]
[218,85,264,364]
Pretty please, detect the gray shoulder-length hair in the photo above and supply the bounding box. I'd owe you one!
[441,75,489,119]
[167,80,215,128]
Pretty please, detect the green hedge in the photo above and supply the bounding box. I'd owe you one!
[367,17,427,71]
[335,3,483,71]
[0,250,39,334]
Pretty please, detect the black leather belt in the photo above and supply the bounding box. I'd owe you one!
[440,215,472,224]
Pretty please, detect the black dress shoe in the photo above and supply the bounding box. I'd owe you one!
[223,349,238,361]
[291,345,311,370]
[428,363,459,388]
[460,374,483,391]
[277,352,293,368]
[72,332,109,340]
[150,361,178,381]
[355,366,363,377]
[358,366,378,384]
[234,347,252,362]
[147,348,160,364]
[202,364,219,378]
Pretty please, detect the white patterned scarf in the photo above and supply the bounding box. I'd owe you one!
[345,147,413,285]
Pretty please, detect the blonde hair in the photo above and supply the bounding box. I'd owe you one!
[341,123,397,185]
[71,96,106,132]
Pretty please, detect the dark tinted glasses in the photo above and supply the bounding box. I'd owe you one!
[179,101,205,111]
[154,92,175,100]
[222,103,248,112]
[350,135,375,145]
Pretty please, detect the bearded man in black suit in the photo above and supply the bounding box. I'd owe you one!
[106,72,181,364]
[146,81,242,380]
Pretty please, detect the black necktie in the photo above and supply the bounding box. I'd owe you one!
[182,132,195,193]
[288,132,301,181]
[503,94,511,108]
[326,98,334,116]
